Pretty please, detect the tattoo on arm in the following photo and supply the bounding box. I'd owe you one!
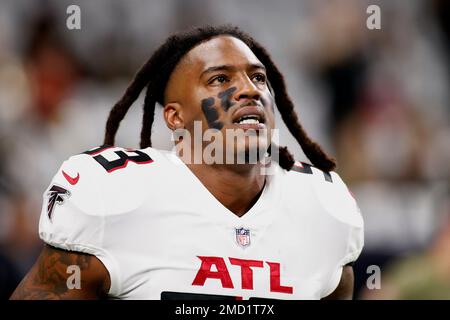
[10,245,110,300]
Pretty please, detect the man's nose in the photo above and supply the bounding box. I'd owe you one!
[234,75,261,101]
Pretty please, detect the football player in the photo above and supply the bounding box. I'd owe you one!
[11,25,363,300]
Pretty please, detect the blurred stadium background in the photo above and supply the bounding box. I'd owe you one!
[0,0,449,299]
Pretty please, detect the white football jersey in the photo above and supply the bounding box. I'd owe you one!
[39,146,364,300]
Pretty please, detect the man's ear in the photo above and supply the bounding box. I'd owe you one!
[163,102,184,130]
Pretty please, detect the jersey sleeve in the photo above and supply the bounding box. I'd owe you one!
[314,170,364,264]
[311,169,364,297]
[38,153,121,296]
[330,171,364,266]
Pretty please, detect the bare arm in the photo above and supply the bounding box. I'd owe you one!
[10,244,110,300]
[322,265,355,300]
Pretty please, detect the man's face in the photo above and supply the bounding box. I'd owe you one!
[164,35,276,163]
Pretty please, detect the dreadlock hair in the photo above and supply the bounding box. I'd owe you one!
[104,25,336,172]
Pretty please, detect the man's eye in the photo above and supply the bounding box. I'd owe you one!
[209,75,228,85]
[252,73,266,83]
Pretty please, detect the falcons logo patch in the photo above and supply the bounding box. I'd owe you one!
[47,185,71,221]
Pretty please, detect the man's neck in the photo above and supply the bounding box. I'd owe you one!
[185,162,266,217]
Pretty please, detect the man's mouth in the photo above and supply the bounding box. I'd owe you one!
[235,114,262,125]
[232,106,266,127]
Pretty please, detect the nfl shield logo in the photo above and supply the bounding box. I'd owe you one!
[235,227,251,248]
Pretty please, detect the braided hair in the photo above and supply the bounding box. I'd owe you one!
[104,25,336,172]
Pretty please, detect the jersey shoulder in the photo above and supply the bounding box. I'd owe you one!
[45,145,175,217]
[283,161,363,229]
[39,145,172,259]
[282,161,364,267]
